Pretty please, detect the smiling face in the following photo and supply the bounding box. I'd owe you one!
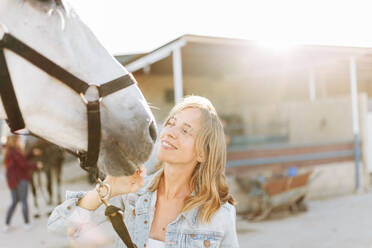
[150,96,234,224]
[157,107,203,168]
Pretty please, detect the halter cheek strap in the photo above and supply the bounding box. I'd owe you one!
[0,46,25,132]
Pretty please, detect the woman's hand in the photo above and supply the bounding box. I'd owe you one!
[78,165,146,211]
[105,165,146,197]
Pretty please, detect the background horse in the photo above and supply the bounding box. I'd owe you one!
[25,136,65,217]
[0,0,157,178]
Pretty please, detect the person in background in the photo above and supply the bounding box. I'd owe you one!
[2,135,42,232]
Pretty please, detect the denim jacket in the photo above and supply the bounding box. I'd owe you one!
[48,172,239,248]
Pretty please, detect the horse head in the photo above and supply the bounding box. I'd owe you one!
[0,0,157,176]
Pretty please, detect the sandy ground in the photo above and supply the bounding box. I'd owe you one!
[0,160,372,248]
[237,191,372,248]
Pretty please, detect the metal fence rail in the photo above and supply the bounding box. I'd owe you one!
[226,141,355,171]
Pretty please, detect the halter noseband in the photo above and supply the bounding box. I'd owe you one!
[0,28,136,179]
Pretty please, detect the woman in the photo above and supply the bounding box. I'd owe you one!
[48,96,239,247]
[2,135,41,232]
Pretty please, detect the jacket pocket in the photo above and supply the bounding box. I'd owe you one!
[183,230,223,248]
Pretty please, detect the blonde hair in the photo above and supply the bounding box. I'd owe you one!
[149,96,235,223]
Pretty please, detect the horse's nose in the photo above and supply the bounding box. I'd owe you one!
[149,120,157,143]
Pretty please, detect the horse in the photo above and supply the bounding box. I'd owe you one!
[25,136,65,217]
[0,0,157,181]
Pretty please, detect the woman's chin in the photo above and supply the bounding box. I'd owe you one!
[157,149,170,161]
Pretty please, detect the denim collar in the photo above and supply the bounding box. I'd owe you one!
[182,206,199,228]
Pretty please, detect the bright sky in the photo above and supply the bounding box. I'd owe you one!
[70,0,372,55]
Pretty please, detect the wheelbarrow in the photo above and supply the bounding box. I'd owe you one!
[237,170,317,221]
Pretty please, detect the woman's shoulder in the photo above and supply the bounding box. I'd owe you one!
[4,148,17,161]
[205,202,236,225]
[189,202,236,226]
[184,202,236,234]
[6,147,16,155]
[220,202,236,212]
[8,148,24,158]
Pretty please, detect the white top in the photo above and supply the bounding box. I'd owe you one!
[146,238,165,248]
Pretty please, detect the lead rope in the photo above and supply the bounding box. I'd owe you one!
[95,179,137,248]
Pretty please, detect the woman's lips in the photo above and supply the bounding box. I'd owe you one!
[161,140,177,150]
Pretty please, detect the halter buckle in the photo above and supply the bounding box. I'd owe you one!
[80,84,102,105]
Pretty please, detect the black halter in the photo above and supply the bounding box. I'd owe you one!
[0,32,136,179]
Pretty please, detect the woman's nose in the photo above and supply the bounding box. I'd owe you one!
[166,127,177,139]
